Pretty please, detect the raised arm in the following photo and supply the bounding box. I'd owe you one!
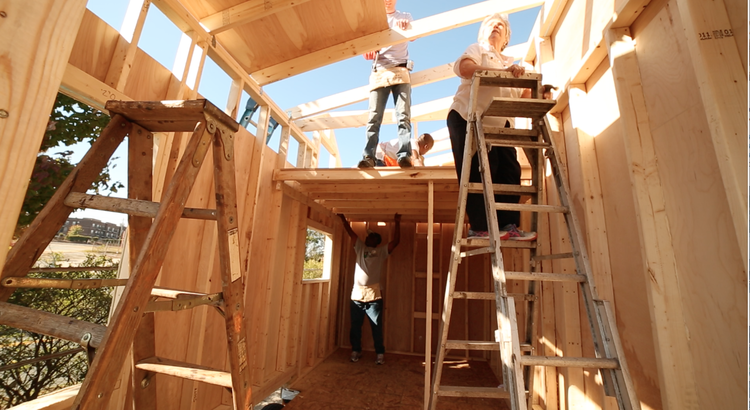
[338,214,358,242]
[388,213,401,254]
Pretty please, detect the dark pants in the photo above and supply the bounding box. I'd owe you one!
[447,109,520,231]
[350,299,385,354]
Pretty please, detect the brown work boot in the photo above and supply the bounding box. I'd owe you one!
[358,157,376,168]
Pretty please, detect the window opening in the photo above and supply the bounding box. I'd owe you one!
[304,228,332,280]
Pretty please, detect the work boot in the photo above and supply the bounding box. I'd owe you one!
[358,157,376,168]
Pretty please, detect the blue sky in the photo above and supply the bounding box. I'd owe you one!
[70,0,539,224]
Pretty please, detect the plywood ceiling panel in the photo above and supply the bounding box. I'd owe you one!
[208,0,387,74]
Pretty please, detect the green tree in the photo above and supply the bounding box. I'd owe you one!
[0,254,118,409]
[66,225,83,238]
[15,94,123,238]
[303,229,326,279]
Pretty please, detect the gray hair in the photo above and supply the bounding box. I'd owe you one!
[477,13,511,51]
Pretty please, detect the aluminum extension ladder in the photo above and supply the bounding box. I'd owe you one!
[428,71,640,410]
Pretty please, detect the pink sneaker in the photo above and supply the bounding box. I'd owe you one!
[503,224,537,241]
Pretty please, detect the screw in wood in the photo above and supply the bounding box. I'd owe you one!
[0,11,7,18]
[0,109,8,118]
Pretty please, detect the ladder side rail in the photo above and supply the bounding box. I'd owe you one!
[128,124,157,410]
[427,113,476,410]
[73,121,213,410]
[0,116,132,301]
[475,118,524,410]
[538,116,617,394]
[523,113,547,408]
[428,76,482,410]
[596,300,641,410]
[212,122,253,409]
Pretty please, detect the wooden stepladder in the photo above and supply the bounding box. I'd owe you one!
[427,72,640,410]
[0,100,252,410]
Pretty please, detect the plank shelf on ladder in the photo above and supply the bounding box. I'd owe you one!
[427,71,640,410]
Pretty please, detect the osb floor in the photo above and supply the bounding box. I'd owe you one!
[283,348,510,409]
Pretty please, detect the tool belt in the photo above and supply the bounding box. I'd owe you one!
[369,66,411,91]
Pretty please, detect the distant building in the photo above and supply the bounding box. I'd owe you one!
[58,217,124,241]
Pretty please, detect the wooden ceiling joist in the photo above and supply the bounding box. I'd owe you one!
[287,63,456,120]
[295,97,453,131]
[251,0,544,85]
[200,0,315,34]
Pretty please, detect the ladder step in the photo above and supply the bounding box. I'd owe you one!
[519,355,619,369]
[444,340,534,352]
[146,292,223,312]
[135,357,232,388]
[494,202,568,213]
[453,291,537,301]
[64,192,217,220]
[484,97,556,119]
[476,71,541,89]
[467,182,537,195]
[483,126,538,138]
[105,99,239,133]
[461,238,536,249]
[485,136,551,149]
[2,277,128,289]
[0,301,106,348]
[437,385,510,398]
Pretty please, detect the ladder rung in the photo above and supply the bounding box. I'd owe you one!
[460,247,494,258]
[437,385,510,398]
[446,340,497,351]
[2,277,128,289]
[453,291,537,301]
[146,292,223,312]
[135,357,232,388]
[65,192,217,220]
[151,287,209,299]
[495,202,568,213]
[507,271,587,283]
[531,252,575,262]
[467,183,537,195]
[519,355,619,369]
[0,301,106,348]
[485,137,551,149]
[483,126,538,138]
[461,239,536,249]
[484,97,556,119]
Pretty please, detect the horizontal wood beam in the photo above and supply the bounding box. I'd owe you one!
[135,357,232,388]
[252,0,544,84]
[64,192,217,220]
[0,301,106,348]
[200,0,314,34]
[274,167,459,182]
[288,63,456,119]
[295,97,453,131]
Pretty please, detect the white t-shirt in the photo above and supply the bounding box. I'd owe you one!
[351,239,389,302]
[449,43,523,127]
[374,10,413,69]
[376,138,417,161]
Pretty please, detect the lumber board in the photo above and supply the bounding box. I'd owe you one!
[64,192,217,220]
[606,26,698,410]
[106,99,239,133]
[0,0,88,274]
[288,63,456,119]
[0,301,106,348]
[135,357,232,388]
[104,0,151,91]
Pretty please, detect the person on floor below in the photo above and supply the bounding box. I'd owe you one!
[338,213,401,365]
[447,12,537,241]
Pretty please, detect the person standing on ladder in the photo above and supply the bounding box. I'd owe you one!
[358,0,414,169]
[338,213,401,365]
[446,13,537,241]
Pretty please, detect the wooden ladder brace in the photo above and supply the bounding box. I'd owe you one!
[0,100,253,410]
[428,72,640,410]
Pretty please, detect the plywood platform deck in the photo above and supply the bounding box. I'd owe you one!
[283,348,509,410]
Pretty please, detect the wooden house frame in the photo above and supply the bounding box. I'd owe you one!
[1,0,746,409]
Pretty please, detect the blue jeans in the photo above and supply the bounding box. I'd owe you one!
[350,299,384,354]
[363,83,412,160]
